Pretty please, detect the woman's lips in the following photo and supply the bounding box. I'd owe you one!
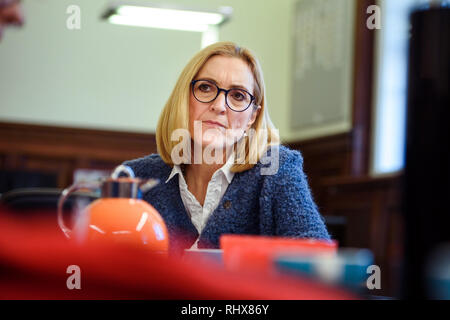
[203,120,226,129]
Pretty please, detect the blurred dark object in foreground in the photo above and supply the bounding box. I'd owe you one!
[0,188,99,240]
[0,170,57,194]
[426,244,450,299]
[0,187,98,217]
[402,7,450,299]
[0,212,357,300]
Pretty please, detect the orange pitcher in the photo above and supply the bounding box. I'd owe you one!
[57,165,169,252]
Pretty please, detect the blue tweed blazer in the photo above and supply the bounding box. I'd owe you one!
[124,145,330,252]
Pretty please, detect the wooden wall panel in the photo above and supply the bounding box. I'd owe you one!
[0,122,156,188]
[318,174,403,297]
[286,132,352,204]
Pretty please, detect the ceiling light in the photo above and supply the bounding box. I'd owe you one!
[102,2,232,32]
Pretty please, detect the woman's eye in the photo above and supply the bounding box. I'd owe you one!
[198,84,212,92]
[231,91,246,101]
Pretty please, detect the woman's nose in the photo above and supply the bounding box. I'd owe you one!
[210,91,227,113]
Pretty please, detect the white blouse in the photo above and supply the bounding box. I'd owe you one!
[165,153,235,249]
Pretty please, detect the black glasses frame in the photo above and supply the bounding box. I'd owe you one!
[191,79,255,112]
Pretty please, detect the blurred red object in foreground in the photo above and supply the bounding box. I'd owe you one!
[0,211,354,300]
[221,235,338,274]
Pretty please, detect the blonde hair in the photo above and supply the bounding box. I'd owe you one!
[156,41,280,173]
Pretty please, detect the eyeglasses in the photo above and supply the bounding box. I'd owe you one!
[191,79,255,112]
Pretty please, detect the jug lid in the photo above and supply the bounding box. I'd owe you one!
[100,165,158,199]
[101,178,143,199]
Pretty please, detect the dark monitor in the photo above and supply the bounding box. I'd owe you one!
[402,7,450,299]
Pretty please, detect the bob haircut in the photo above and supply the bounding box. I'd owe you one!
[156,41,280,173]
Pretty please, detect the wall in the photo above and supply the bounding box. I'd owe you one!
[0,0,200,133]
[0,0,355,142]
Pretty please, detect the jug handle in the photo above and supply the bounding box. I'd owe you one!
[57,182,99,239]
[111,165,135,179]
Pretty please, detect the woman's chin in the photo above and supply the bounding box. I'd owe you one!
[201,139,226,151]
[192,131,244,153]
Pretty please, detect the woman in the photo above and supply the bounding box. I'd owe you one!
[124,42,330,252]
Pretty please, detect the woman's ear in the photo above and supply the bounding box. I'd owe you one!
[246,105,261,130]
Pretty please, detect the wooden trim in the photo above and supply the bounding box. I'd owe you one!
[350,0,376,176]
[0,121,156,162]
